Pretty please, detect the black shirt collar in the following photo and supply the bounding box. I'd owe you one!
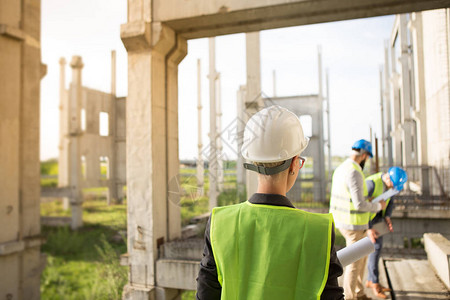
[248,193,295,208]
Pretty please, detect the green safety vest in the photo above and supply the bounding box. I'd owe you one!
[329,159,370,226]
[210,201,333,300]
[366,172,390,220]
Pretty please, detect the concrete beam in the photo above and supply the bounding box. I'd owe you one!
[155,0,450,39]
[40,186,72,198]
[156,259,199,291]
[424,233,450,289]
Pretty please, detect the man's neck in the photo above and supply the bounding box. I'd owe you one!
[256,180,287,196]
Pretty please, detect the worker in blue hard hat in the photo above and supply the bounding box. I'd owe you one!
[329,139,386,300]
[365,167,408,299]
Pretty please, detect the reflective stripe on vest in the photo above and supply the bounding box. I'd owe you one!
[210,201,332,300]
[366,172,390,220]
[329,159,370,226]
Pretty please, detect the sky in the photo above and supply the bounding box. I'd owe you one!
[40,0,395,161]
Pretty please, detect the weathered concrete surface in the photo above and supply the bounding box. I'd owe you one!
[161,238,204,260]
[424,233,450,289]
[41,216,72,227]
[384,210,450,249]
[121,18,187,297]
[422,9,450,195]
[156,259,199,291]
[153,0,450,39]
[0,0,44,298]
[385,259,450,299]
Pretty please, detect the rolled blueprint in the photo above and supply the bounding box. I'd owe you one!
[371,188,399,204]
[336,237,374,267]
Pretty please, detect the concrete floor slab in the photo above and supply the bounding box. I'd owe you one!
[385,259,450,299]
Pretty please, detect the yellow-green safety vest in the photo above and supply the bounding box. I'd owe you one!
[366,172,391,220]
[329,159,370,226]
[210,201,333,300]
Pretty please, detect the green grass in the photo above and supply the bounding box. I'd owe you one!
[40,199,127,299]
[40,161,343,299]
[41,158,59,175]
[41,159,58,187]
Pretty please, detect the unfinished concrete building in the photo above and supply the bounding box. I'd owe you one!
[236,47,330,203]
[118,1,450,299]
[57,52,126,229]
[0,1,46,299]
[381,9,450,197]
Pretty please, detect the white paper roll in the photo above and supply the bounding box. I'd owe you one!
[336,237,375,267]
[371,188,399,204]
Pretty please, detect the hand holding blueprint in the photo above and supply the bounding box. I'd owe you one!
[371,188,400,204]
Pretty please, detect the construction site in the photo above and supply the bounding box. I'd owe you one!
[1,0,450,299]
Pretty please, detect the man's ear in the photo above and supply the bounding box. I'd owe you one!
[289,157,297,172]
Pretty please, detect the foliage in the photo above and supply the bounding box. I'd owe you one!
[41,159,59,187]
[40,199,127,299]
[41,158,59,175]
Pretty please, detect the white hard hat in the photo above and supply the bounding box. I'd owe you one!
[242,105,309,168]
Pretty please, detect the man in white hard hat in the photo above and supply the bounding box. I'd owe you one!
[196,105,344,300]
[329,140,386,300]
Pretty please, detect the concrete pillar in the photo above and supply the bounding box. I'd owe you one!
[208,37,218,210]
[69,56,84,230]
[58,57,71,209]
[410,12,430,194]
[0,0,44,298]
[196,59,204,195]
[236,86,247,200]
[390,22,403,165]
[398,14,415,168]
[108,50,118,205]
[245,32,263,198]
[273,70,277,97]
[379,67,386,165]
[216,74,224,192]
[384,42,394,167]
[314,48,326,202]
[121,17,186,298]
[325,71,332,182]
[115,96,127,203]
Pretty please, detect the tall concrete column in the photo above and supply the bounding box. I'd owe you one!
[410,12,430,194]
[0,0,45,297]
[390,26,403,165]
[273,70,277,97]
[208,37,218,210]
[314,47,326,202]
[398,14,415,168]
[236,86,247,200]
[69,57,84,229]
[216,74,224,192]
[108,50,118,205]
[197,59,204,195]
[58,57,70,209]
[384,42,394,167]
[325,71,332,182]
[379,67,386,165]
[121,18,185,298]
[245,32,263,198]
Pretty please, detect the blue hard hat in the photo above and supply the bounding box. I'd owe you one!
[352,139,373,158]
[388,167,408,190]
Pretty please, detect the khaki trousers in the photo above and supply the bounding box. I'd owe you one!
[339,228,368,299]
